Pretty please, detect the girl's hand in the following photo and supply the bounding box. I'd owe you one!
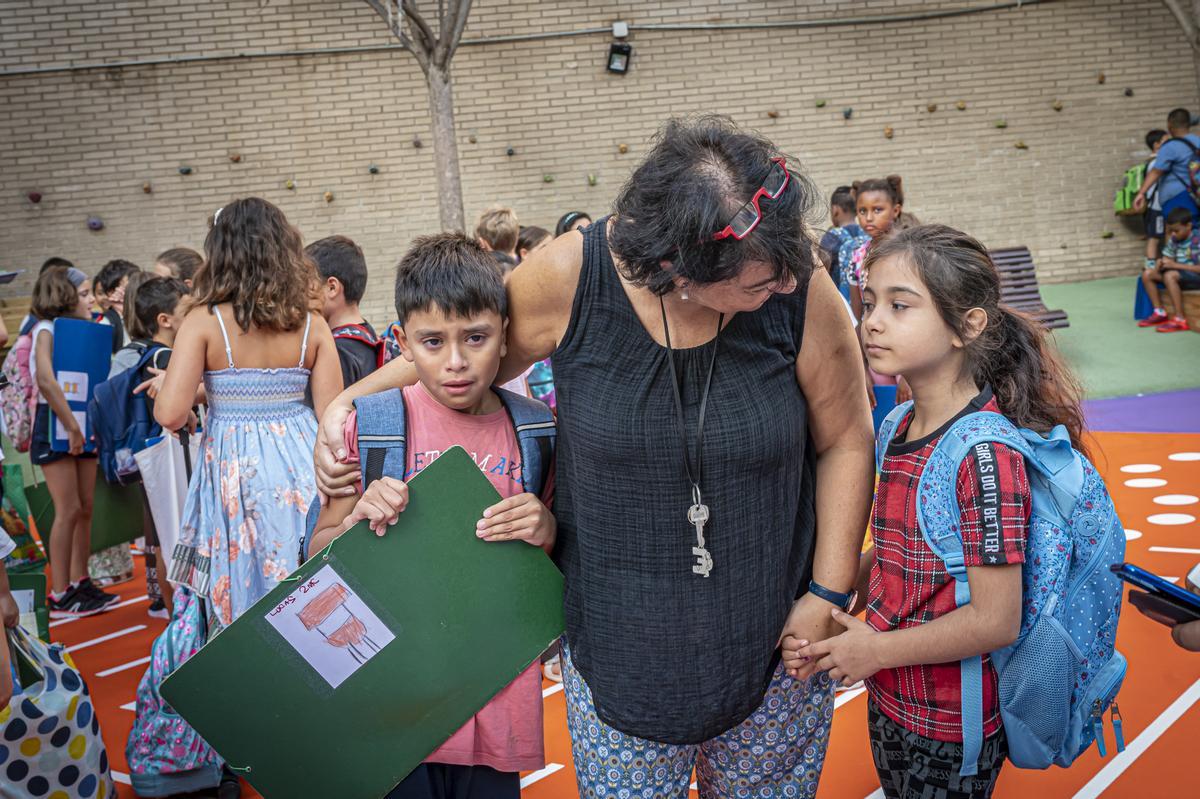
[476,493,556,550]
[0,590,18,628]
[314,404,359,502]
[791,608,884,686]
[341,477,409,536]
[67,423,85,456]
[134,367,166,400]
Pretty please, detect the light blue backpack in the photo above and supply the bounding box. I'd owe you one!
[877,403,1127,776]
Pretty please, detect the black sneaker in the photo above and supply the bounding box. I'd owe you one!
[147,599,169,619]
[48,585,115,619]
[77,578,121,607]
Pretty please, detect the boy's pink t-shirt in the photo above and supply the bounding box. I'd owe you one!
[342,382,545,774]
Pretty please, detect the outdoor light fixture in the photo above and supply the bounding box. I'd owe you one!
[607,42,632,74]
[607,21,631,74]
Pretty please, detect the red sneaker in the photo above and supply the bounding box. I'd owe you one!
[1156,317,1191,333]
[1138,310,1169,327]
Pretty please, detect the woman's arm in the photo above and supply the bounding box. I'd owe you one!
[780,267,876,677]
[305,316,344,421]
[0,315,9,350]
[33,329,84,454]
[154,308,208,431]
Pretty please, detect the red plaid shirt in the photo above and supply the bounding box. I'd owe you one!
[865,388,1030,742]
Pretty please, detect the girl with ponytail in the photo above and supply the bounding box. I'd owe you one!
[785,224,1085,798]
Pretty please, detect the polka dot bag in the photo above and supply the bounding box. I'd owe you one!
[1,625,116,799]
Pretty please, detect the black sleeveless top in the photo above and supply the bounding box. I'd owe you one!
[552,219,818,743]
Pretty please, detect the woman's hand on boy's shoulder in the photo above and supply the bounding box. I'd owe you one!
[477,493,556,553]
[343,476,409,536]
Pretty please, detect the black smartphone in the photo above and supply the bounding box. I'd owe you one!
[1112,562,1200,627]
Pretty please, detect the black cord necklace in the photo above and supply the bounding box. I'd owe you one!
[659,295,723,578]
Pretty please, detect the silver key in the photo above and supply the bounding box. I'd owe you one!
[689,503,712,577]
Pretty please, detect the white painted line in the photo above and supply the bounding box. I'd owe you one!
[1073,678,1200,799]
[542,682,563,699]
[1125,529,1143,541]
[1168,452,1200,462]
[97,655,152,677]
[519,763,564,788]
[112,770,131,785]
[835,686,867,709]
[1120,464,1162,474]
[120,701,136,711]
[1149,546,1200,555]
[1148,513,1196,526]
[67,625,147,653]
[1125,478,1167,488]
[50,595,149,627]
[1154,495,1198,506]
[865,789,886,799]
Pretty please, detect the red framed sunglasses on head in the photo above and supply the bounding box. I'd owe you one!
[711,157,790,242]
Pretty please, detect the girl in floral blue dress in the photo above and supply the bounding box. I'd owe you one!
[154,198,342,633]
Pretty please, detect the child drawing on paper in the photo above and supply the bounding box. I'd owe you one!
[297,582,382,666]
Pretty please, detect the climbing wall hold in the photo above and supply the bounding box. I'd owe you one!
[1098,72,1106,84]
[618,143,628,154]
[815,99,827,108]
[412,136,423,148]
[543,174,555,183]
[178,166,193,175]
[1124,88,1134,97]
[142,183,152,194]
[842,107,853,120]
[588,173,598,186]
[883,126,894,139]
[926,103,937,113]
[994,119,1008,129]
[506,146,516,157]
[1101,230,1114,239]
[26,191,41,204]
[285,179,295,190]
[468,134,477,144]
[368,164,380,174]
[766,110,779,119]
[956,100,967,111]
[324,191,334,203]
[87,216,104,231]
[1053,100,1064,111]
[229,153,242,163]
[1014,141,1028,150]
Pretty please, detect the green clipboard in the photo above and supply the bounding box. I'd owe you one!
[7,571,50,642]
[25,474,144,557]
[161,446,565,799]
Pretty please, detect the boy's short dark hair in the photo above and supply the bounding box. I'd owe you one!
[40,256,74,273]
[155,247,203,283]
[1146,129,1169,150]
[127,276,187,339]
[96,259,140,294]
[1168,108,1192,130]
[394,233,507,326]
[1166,207,1194,226]
[831,185,856,214]
[306,235,368,303]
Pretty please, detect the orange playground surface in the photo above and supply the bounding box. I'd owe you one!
[55,430,1197,798]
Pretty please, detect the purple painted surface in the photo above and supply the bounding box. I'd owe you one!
[1084,389,1200,433]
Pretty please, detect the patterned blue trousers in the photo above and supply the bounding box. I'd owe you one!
[561,641,834,798]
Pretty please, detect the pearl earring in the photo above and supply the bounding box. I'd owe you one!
[681,286,690,302]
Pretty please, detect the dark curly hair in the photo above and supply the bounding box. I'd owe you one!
[608,116,819,296]
[191,197,317,332]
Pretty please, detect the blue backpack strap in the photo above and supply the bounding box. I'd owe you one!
[353,388,409,487]
[494,387,556,496]
[301,389,408,561]
[915,410,1034,777]
[875,400,914,473]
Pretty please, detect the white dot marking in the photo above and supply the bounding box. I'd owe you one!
[1154,495,1199,506]
[1120,464,1163,474]
[1147,513,1196,526]
[1125,478,1168,488]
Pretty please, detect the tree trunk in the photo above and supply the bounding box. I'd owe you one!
[426,65,465,232]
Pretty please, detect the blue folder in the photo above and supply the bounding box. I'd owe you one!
[49,318,112,452]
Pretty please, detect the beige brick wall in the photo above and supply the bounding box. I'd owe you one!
[1,0,1195,327]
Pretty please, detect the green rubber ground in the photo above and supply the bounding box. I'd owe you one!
[1041,276,1200,399]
